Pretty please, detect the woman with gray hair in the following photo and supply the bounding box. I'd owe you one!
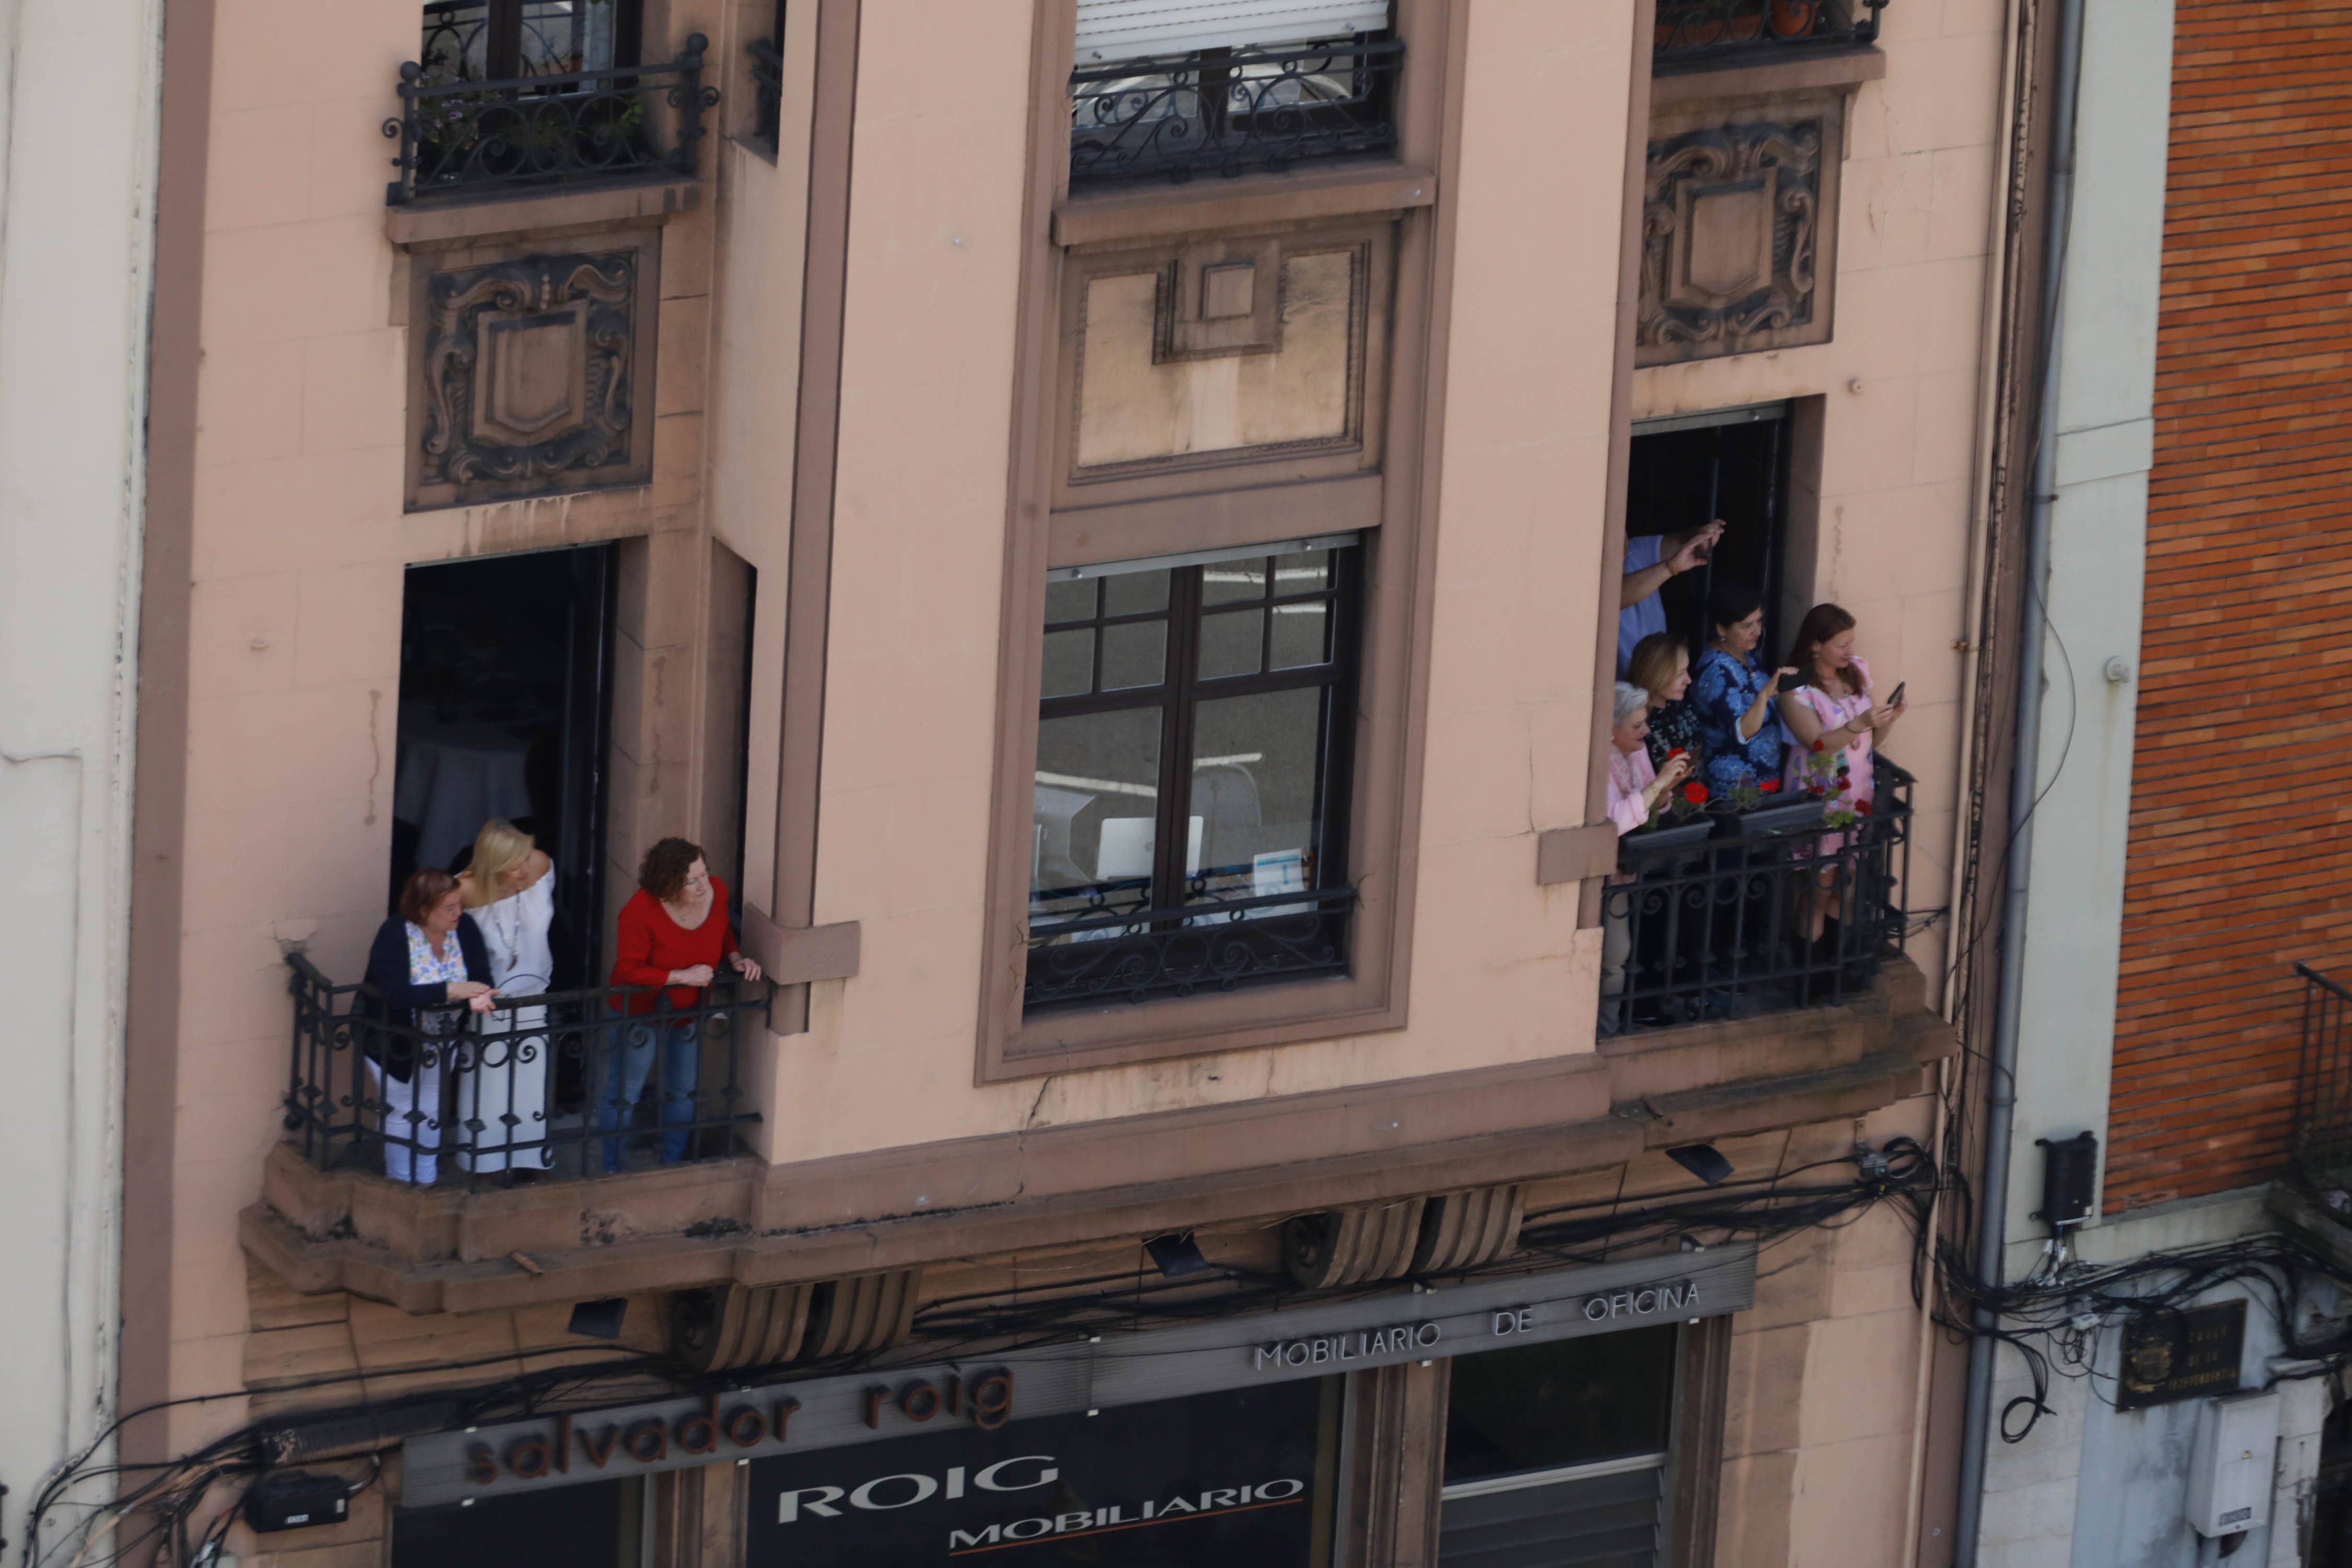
[1601,681,1693,1033]
[1607,680,1692,834]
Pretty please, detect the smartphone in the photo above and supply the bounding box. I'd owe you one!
[1888,681,1906,708]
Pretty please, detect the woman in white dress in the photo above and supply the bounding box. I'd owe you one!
[455,819,557,1174]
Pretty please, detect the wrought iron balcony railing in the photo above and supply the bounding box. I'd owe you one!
[1600,760,1914,1034]
[1068,34,1402,186]
[283,951,768,1187]
[1653,0,1888,67]
[1025,884,1357,1009]
[2293,962,2352,1200]
[384,34,719,205]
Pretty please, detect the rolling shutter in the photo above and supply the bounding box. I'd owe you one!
[1074,0,1392,64]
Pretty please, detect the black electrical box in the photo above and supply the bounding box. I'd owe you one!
[2033,1131,2100,1227]
[242,1473,349,1534]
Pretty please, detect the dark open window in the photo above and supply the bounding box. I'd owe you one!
[1026,540,1359,1011]
[1068,2,1400,185]
[420,0,644,84]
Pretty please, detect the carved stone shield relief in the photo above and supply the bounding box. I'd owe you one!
[407,229,660,509]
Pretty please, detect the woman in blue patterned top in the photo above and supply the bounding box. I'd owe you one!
[1688,579,1797,791]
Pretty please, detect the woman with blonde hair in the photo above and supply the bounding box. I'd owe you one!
[453,820,556,1175]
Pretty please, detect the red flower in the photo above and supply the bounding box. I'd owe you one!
[1760,779,1781,793]
[1855,800,1872,816]
[1811,740,1826,753]
[1682,782,1708,805]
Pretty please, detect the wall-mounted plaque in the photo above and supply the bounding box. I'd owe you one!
[2115,1298,2245,1411]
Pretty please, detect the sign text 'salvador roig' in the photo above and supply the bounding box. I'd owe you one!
[399,1248,1757,1514]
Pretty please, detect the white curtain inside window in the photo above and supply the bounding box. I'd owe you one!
[1074,0,1392,64]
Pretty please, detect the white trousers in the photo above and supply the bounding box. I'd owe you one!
[368,1054,443,1185]
[454,1006,552,1172]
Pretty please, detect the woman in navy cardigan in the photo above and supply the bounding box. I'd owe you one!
[361,867,496,1184]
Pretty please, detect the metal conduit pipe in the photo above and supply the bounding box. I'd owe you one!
[1951,0,2086,1557]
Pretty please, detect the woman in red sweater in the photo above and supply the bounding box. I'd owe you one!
[601,837,764,1170]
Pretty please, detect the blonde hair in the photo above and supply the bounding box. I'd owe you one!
[462,820,536,907]
[1625,632,1689,703]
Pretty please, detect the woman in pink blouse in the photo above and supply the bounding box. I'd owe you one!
[1777,604,1905,943]
[1602,682,1693,1030]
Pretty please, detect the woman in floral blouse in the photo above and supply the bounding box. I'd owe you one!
[1688,580,1796,791]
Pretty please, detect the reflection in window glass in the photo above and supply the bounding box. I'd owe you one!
[1027,545,1355,1005]
[1271,601,1330,669]
[1105,568,1171,617]
[1203,557,1269,604]
[1100,620,1167,690]
[1443,1327,1677,1485]
[1034,707,1163,910]
[1045,577,1099,624]
[1191,687,1328,907]
[1199,607,1265,679]
[1275,548,1331,593]
[1041,628,1094,698]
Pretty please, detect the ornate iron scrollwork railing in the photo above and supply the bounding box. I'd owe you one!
[1600,760,1915,1034]
[1068,34,1402,186]
[1653,0,1888,66]
[384,34,718,205]
[283,951,768,1186]
[2293,961,2352,1199]
[1024,885,1357,1008]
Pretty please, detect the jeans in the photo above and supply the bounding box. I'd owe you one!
[596,1016,700,1171]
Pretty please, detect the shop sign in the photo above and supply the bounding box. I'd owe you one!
[401,1244,1754,1507]
[745,1381,1328,1566]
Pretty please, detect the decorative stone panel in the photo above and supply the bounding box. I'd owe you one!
[1639,90,1846,366]
[405,227,661,510]
[1053,216,1393,509]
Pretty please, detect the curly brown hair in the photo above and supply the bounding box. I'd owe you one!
[637,837,708,902]
[398,867,461,925]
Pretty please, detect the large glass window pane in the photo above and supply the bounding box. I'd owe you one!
[1443,1328,1678,1485]
[1033,708,1164,913]
[1189,687,1328,905]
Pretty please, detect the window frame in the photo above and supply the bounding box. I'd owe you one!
[975,0,1462,1081]
[1027,545,1364,1011]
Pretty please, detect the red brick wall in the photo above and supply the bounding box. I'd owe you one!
[2106,0,2352,1209]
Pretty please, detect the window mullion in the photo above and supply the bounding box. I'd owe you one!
[1157,567,1205,913]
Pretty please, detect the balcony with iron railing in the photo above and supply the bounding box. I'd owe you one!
[384,30,718,206]
[1601,759,1915,1034]
[281,950,769,1187]
[1068,33,1403,185]
[1652,0,1889,70]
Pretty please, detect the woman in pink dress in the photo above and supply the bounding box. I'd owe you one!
[1777,604,1905,944]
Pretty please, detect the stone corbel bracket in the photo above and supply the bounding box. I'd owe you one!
[741,904,860,985]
